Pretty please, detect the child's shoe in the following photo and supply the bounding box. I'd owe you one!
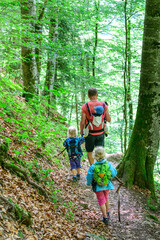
[107,212,110,220]
[102,216,109,225]
[76,174,80,180]
[73,176,77,182]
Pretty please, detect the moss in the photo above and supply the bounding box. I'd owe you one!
[30,170,40,182]
[145,213,159,223]
[14,203,32,226]
[0,141,9,153]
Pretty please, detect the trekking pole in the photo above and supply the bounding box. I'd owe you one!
[114,176,123,223]
[115,176,123,185]
[52,148,66,158]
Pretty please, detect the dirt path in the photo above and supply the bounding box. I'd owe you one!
[0,155,159,240]
[76,159,160,240]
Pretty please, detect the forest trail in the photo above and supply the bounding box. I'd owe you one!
[0,152,160,240]
[72,157,160,240]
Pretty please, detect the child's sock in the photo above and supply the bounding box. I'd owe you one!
[73,176,77,181]
[76,174,80,180]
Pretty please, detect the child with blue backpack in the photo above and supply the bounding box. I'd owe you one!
[86,146,117,224]
[63,126,85,181]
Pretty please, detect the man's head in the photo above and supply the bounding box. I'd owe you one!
[88,88,98,98]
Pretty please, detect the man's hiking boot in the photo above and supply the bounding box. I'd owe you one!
[73,176,77,182]
[76,174,80,180]
[102,216,109,225]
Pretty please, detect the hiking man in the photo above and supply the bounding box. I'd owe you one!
[80,87,111,165]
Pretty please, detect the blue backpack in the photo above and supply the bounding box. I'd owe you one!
[65,137,83,157]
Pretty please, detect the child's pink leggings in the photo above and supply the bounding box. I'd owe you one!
[95,190,109,206]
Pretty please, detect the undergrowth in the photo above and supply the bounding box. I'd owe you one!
[0,77,67,158]
[0,77,69,205]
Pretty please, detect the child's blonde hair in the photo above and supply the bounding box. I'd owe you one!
[93,146,106,161]
[67,126,77,137]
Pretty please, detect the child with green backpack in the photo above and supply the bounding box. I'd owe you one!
[86,146,117,224]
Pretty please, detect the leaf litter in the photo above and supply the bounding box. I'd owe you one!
[0,155,160,240]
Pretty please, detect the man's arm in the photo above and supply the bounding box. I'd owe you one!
[80,112,86,135]
[105,109,111,122]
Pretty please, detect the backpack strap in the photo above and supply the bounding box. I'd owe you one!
[103,102,107,122]
[86,102,91,116]
[85,102,91,127]
[74,138,79,146]
[103,102,105,113]
[67,137,79,146]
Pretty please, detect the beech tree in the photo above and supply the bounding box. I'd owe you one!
[44,15,58,111]
[123,0,133,152]
[92,0,100,77]
[21,0,39,99]
[117,0,160,198]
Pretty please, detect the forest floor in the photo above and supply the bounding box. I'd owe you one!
[78,158,160,240]
[0,150,160,240]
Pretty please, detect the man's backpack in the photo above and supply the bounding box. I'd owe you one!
[93,162,111,186]
[65,137,82,157]
[86,102,105,127]
[84,102,107,137]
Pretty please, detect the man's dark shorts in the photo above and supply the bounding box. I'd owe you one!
[85,133,104,152]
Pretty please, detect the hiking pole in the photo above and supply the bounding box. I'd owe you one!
[115,176,123,185]
[115,176,123,223]
[53,148,66,158]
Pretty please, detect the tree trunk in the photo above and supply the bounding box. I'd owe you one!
[52,65,58,104]
[124,0,133,150]
[44,16,58,103]
[127,13,133,136]
[81,84,85,103]
[21,0,38,100]
[92,0,99,77]
[35,0,47,95]
[75,94,79,133]
[118,0,160,199]
[86,55,90,78]
[80,58,85,103]
[123,0,128,152]
[92,22,98,77]
[69,94,74,123]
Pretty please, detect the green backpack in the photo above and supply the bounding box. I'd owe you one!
[93,162,112,186]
